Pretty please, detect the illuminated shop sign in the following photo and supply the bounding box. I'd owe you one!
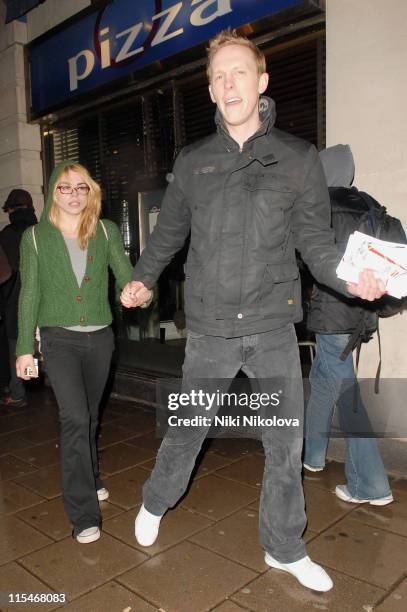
[29,0,303,116]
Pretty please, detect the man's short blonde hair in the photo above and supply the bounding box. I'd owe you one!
[206,29,266,81]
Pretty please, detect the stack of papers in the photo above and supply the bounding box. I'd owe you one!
[336,231,407,298]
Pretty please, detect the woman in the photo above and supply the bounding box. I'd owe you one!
[16,161,151,543]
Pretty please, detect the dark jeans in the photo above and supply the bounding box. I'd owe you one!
[144,324,307,563]
[41,326,114,535]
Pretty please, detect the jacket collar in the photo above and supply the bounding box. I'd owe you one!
[215,96,275,140]
[215,96,279,165]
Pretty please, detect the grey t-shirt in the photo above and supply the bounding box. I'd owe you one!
[63,236,106,332]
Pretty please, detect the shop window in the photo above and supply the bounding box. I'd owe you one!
[266,37,324,146]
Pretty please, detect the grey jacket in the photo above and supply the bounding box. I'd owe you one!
[134,97,347,337]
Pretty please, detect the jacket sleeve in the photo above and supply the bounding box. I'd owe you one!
[133,152,191,288]
[104,220,134,289]
[291,145,350,295]
[16,228,40,356]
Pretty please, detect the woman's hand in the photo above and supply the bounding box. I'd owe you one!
[121,281,152,308]
[16,354,38,380]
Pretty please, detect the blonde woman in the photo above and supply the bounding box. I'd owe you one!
[16,160,150,543]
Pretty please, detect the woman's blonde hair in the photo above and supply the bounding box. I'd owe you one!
[206,29,266,81]
[50,163,101,249]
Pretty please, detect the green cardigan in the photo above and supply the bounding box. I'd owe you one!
[16,218,133,356]
[16,160,135,356]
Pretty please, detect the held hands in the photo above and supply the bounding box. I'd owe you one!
[121,280,152,308]
[346,269,387,301]
[121,271,386,308]
[16,354,38,380]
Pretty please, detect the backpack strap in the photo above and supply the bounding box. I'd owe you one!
[340,315,380,411]
[374,322,382,394]
[99,219,108,241]
[340,328,359,362]
[32,226,38,254]
[350,324,382,412]
[358,191,387,239]
[339,315,371,362]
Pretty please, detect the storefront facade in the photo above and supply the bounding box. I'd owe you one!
[1,0,406,384]
[0,0,325,374]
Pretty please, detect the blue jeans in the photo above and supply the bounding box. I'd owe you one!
[304,333,391,500]
[144,325,307,563]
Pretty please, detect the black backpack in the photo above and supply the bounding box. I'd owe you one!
[340,190,407,396]
[357,191,407,317]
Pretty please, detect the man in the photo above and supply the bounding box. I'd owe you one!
[304,144,393,505]
[0,189,37,407]
[121,30,384,592]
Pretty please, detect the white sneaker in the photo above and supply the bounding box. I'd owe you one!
[265,553,333,592]
[135,504,163,547]
[97,487,109,501]
[335,485,393,506]
[303,463,324,472]
[76,526,101,544]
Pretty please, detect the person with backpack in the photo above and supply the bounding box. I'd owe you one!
[0,189,38,407]
[15,161,148,542]
[304,144,394,505]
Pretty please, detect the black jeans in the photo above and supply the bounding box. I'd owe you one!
[41,326,114,535]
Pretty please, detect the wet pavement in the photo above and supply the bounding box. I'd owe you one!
[0,388,406,611]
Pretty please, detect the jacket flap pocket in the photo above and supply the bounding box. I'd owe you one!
[243,174,293,193]
[266,262,299,283]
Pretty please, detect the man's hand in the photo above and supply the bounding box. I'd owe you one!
[16,354,38,380]
[121,280,152,308]
[347,269,386,301]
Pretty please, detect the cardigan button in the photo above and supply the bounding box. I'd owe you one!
[84,276,91,283]
[76,295,82,302]
[79,315,85,324]
[87,255,93,262]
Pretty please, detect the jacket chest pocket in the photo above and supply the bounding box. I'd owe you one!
[244,175,295,260]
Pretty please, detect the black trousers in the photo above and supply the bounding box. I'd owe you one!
[41,326,114,535]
